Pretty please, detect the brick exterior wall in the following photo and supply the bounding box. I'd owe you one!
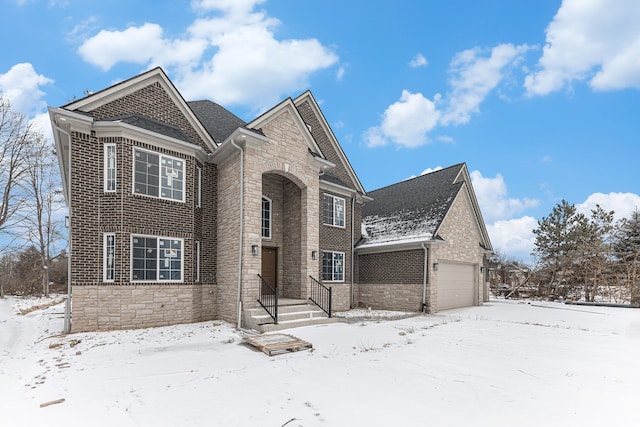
[319,191,354,288]
[91,82,208,151]
[67,82,217,332]
[357,249,426,312]
[296,100,355,189]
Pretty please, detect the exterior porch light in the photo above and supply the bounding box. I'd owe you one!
[433,262,439,271]
[251,245,258,256]
[311,250,317,260]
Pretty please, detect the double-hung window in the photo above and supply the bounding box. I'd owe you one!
[133,147,184,202]
[104,233,115,281]
[104,144,116,192]
[322,251,344,282]
[131,235,183,282]
[323,194,345,228]
[195,240,201,282]
[196,165,202,208]
[261,196,272,239]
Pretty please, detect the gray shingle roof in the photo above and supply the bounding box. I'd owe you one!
[103,113,198,145]
[360,163,465,247]
[320,173,350,188]
[188,100,246,144]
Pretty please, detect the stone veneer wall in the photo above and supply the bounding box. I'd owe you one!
[429,189,485,312]
[72,285,215,332]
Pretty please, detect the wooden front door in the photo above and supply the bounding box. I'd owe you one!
[261,247,277,294]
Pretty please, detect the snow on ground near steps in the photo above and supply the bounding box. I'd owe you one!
[1,296,639,427]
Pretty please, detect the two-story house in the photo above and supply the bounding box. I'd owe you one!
[49,67,492,333]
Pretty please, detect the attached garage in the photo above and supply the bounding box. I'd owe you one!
[436,262,476,310]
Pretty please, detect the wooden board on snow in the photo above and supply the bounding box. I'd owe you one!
[244,333,312,356]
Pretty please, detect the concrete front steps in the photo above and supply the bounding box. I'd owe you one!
[244,298,339,333]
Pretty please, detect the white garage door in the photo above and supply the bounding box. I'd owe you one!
[437,262,475,310]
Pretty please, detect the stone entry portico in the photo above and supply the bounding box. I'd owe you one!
[211,103,334,328]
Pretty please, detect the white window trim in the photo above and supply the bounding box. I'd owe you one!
[104,143,116,192]
[195,240,201,282]
[322,250,345,282]
[132,146,186,203]
[261,195,272,239]
[323,193,346,228]
[130,234,184,283]
[196,165,202,208]
[103,233,115,282]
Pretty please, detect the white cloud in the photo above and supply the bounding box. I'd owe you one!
[406,166,443,180]
[0,63,53,116]
[525,0,640,96]
[78,23,166,71]
[487,216,538,264]
[77,2,338,111]
[409,53,428,68]
[442,43,531,125]
[470,170,539,223]
[436,135,454,144]
[191,0,264,15]
[365,44,528,149]
[576,192,640,222]
[30,112,54,145]
[364,90,441,148]
[336,65,346,81]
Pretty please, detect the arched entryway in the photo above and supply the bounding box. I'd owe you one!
[261,172,304,298]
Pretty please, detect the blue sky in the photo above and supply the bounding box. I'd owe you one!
[2,0,639,263]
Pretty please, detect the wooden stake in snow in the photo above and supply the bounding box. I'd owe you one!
[40,398,65,408]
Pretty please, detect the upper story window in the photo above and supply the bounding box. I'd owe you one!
[262,196,272,239]
[133,147,184,202]
[196,165,202,208]
[323,194,345,228]
[131,235,183,282]
[104,144,116,192]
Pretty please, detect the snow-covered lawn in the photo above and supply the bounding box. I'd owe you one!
[1,296,639,426]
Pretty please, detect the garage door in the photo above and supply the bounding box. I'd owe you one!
[437,262,475,310]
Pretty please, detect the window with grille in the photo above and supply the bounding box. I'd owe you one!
[104,144,116,192]
[133,147,184,202]
[323,194,345,228]
[322,251,344,282]
[262,196,272,239]
[131,235,183,282]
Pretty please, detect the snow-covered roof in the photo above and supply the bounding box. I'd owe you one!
[358,164,465,249]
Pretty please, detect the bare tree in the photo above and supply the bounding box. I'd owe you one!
[20,136,65,296]
[0,96,37,234]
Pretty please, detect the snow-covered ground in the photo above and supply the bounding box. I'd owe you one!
[1,296,639,426]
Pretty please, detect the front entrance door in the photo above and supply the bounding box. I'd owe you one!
[261,247,277,295]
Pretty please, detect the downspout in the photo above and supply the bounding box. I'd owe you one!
[230,139,244,330]
[350,196,355,307]
[52,118,72,334]
[421,243,428,313]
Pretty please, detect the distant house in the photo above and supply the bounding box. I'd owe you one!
[49,68,492,333]
[356,164,493,312]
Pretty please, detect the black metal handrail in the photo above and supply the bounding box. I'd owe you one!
[309,275,332,317]
[257,274,278,324]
